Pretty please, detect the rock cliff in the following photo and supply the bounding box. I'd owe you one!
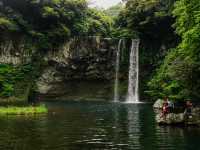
[0,36,122,100]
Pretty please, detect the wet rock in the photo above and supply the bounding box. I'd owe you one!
[153,100,200,126]
[156,111,200,126]
[153,99,163,109]
[1,36,122,96]
[185,108,200,125]
[36,67,63,94]
[0,39,34,65]
[156,113,184,124]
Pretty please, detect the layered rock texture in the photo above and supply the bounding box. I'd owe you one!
[0,36,121,100]
[0,36,34,65]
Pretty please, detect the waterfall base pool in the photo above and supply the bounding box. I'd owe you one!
[0,101,200,150]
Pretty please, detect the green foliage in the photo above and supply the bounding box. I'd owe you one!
[0,104,48,115]
[2,0,199,103]
[0,64,33,97]
[116,0,178,99]
[0,64,14,97]
[73,8,113,36]
[111,28,137,39]
[148,49,184,100]
[117,0,176,39]
[0,17,18,31]
[0,0,113,49]
[84,9,113,36]
[0,0,79,48]
[149,0,200,101]
[42,6,59,18]
[0,0,113,102]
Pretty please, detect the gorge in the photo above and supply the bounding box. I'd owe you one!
[1,0,200,149]
[0,35,140,102]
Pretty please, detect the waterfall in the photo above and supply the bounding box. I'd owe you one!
[126,39,140,103]
[114,39,123,102]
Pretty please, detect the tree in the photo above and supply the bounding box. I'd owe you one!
[0,0,88,49]
[115,0,178,99]
[149,0,200,101]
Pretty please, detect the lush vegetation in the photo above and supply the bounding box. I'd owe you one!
[0,0,113,102]
[84,8,113,36]
[113,0,200,102]
[0,0,113,49]
[0,64,33,98]
[0,104,47,115]
[0,0,200,102]
[114,0,179,99]
[148,0,200,101]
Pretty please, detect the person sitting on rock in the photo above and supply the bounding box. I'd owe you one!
[161,97,170,118]
[184,100,193,119]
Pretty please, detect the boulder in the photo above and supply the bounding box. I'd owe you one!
[156,113,184,125]
[185,108,200,125]
[155,108,200,126]
[36,67,63,94]
[153,99,163,109]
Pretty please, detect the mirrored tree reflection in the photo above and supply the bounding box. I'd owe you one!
[0,103,200,150]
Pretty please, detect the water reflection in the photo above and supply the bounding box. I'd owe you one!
[111,104,141,149]
[0,102,199,150]
[0,115,47,150]
[126,104,141,149]
[156,126,185,150]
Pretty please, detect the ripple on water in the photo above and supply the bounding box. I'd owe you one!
[0,102,199,150]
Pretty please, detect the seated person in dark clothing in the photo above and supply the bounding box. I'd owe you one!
[161,97,170,118]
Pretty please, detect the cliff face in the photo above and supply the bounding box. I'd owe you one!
[37,37,118,100]
[0,37,34,65]
[0,36,119,101]
[43,37,117,80]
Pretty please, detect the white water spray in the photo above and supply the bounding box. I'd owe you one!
[126,39,140,103]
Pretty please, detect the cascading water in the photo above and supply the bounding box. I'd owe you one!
[126,39,140,103]
[114,39,123,102]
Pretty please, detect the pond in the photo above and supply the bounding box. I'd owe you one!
[0,101,200,150]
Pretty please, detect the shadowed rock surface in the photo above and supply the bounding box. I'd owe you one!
[0,36,130,101]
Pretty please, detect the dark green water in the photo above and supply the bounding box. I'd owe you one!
[0,102,200,150]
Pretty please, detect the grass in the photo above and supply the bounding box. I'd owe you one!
[0,104,48,115]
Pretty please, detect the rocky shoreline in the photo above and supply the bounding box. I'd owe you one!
[153,99,200,126]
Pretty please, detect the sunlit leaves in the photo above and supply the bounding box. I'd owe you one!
[42,6,59,18]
